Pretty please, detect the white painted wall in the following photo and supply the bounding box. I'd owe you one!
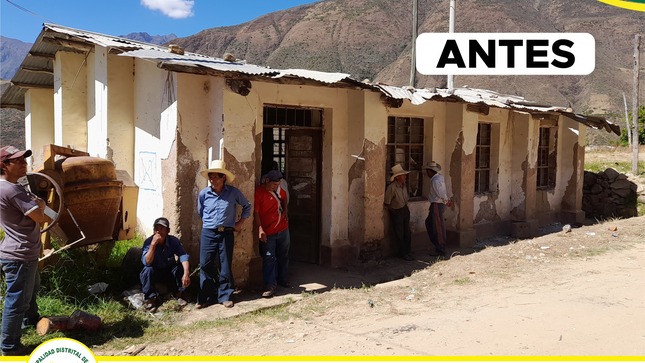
[54,52,87,150]
[133,59,174,234]
[24,88,54,169]
[107,55,135,175]
[87,45,108,158]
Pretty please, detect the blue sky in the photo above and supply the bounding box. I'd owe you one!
[0,0,320,43]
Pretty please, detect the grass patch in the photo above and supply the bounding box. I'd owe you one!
[585,159,645,175]
[453,277,473,285]
[0,234,154,351]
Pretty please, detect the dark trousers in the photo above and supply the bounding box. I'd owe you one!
[259,228,290,288]
[425,202,446,254]
[389,205,411,257]
[139,263,185,300]
[199,228,234,305]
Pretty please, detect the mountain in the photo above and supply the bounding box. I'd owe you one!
[170,0,645,118]
[119,32,178,45]
[0,81,26,148]
[0,36,32,80]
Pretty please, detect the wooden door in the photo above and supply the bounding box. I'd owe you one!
[286,129,321,263]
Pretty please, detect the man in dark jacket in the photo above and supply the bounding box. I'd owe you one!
[140,217,190,310]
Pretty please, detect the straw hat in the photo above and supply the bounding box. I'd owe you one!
[424,161,441,173]
[200,160,235,182]
[390,164,410,182]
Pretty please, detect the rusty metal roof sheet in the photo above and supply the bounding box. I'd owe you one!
[119,49,280,76]
[0,23,618,135]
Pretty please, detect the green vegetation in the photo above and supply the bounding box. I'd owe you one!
[0,236,152,349]
[585,159,645,175]
[619,106,645,146]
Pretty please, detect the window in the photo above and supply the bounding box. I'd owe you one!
[475,123,491,193]
[262,106,322,173]
[537,127,556,189]
[386,116,424,198]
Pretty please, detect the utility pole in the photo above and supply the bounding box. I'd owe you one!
[623,92,631,147]
[632,34,640,176]
[447,0,455,89]
[410,0,418,87]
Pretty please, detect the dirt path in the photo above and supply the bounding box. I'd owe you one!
[101,216,645,356]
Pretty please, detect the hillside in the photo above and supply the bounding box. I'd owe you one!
[0,36,31,80]
[1,0,643,149]
[0,80,25,148]
[172,0,645,118]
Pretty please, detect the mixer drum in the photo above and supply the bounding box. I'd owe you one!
[56,156,123,245]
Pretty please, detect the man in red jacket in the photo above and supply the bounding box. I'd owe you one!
[254,170,291,298]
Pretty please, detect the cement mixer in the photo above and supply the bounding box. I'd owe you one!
[26,145,135,261]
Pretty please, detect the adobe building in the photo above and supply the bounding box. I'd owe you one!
[1,24,619,287]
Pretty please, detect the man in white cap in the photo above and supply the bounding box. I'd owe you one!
[0,146,47,356]
[197,160,252,309]
[140,217,190,311]
[384,164,413,261]
[424,161,453,258]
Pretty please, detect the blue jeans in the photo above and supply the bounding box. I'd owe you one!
[198,228,234,305]
[259,228,290,288]
[1,259,40,353]
[139,264,185,300]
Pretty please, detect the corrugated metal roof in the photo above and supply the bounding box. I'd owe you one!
[0,23,619,135]
[274,69,352,84]
[119,49,280,76]
[375,85,620,134]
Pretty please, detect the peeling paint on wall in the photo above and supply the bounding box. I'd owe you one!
[510,159,528,219]
[474,194,501,224]
[173,132,201,263]
[562,141,581,211]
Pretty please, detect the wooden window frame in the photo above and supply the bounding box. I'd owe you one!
[536,127,556,189]
[386,116,425,199]
[475,123,492,194]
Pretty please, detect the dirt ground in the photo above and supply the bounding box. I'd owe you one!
[93,148,645,357]
[96,214,645,357]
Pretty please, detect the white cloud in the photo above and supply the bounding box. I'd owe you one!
[141,0,195,19]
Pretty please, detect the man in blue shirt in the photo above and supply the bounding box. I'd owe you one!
[197,160,251,309]
[140,217,190,311]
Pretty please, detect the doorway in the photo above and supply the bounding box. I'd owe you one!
[262,106,323,264]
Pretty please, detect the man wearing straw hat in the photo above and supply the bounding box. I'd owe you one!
[424,161,453,258]
[197,160,252,309]
[384,164,413,261]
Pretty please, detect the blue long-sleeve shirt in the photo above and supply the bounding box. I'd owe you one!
[141,234,189,269]
[197,185,252,230]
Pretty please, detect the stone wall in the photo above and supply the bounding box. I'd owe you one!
[582,168,638,219]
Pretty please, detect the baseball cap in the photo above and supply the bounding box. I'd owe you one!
[153,217,170,229]
[263,169,283,182]
[1,146,32,162]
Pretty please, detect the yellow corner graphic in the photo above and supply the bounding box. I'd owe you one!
[598,0,645,11]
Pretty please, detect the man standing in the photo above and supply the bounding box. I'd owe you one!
[197,160,252,309]
[254,170,290,298]
[140,217,190,311]
[384,164,413,261]
[0,146,47,356]
[424,161,453,258]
